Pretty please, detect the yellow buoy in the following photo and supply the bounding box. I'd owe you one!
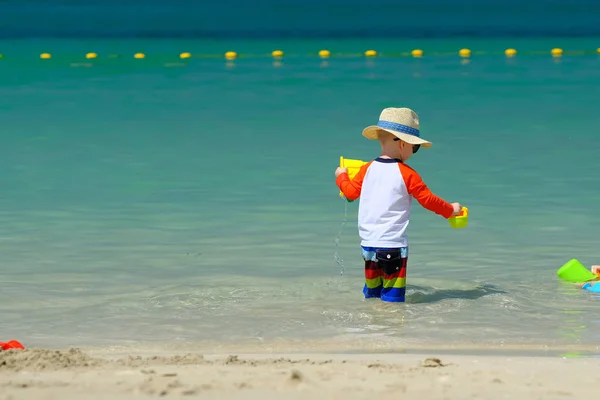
[40,53,51,59]
[225,51,237,60]
[272,50,284,58]
[85,52,98,59]
[459,48,471,58]
[505,48,517,57]
[551,48,563,57]
[134,53,145,59]
[318,49,331,58]
[596,48,600,54]
[411,49,423,58]
[180,52,192,59]
[364,49,377,57]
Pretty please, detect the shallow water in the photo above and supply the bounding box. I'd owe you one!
[1,38,600,355]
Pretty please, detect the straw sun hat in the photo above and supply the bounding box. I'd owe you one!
[362,107,432,148]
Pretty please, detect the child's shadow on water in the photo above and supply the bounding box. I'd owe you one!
[406,283,506,304]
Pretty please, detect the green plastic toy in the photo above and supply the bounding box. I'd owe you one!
[448,207,469,229]
[556,259,599,283]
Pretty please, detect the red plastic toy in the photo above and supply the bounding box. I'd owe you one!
[0,340,25,350]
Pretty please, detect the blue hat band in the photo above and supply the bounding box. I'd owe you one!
[377,120,420,137]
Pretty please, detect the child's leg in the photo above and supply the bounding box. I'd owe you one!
[376,247,408,303]
[362,247,383,298]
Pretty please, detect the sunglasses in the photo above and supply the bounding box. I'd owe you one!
[394,138,420,154]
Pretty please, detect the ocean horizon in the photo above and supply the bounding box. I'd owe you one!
[2,0,600,38]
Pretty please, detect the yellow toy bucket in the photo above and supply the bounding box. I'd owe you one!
[339,156,367,198]
[448,206,469,229]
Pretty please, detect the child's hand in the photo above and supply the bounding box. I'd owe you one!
[335,167,348,178]
[450,202,463,217]
[592,265,600,276]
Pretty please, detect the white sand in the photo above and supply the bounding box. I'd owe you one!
[0,348,598,399]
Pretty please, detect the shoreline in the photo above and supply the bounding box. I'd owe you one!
[73,338,600,359]
[1,348,598,399]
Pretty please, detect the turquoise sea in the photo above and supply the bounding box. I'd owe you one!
[1,37,600,355]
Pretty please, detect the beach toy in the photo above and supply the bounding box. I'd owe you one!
[339,156,367,180]
[339,156,367,199]
[0,340,25,350]
[582,282,600,293]
[448,206,469,228]
[557,259,599,283]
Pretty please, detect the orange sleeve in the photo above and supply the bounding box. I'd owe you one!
[335,162,372,201]
[399,163,454,218]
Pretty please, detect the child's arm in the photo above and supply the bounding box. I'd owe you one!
[400,163,458,218]
[335,163,370,201]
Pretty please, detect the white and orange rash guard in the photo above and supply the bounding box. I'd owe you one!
[335,157,454,248]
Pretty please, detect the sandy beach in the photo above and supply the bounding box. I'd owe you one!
[0,348,598,399]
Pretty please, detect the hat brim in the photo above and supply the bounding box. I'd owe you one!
[362,126,432,148]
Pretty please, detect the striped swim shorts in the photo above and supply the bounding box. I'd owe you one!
[361,246,408,303]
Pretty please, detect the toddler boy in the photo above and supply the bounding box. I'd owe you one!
[335,107,463,303]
